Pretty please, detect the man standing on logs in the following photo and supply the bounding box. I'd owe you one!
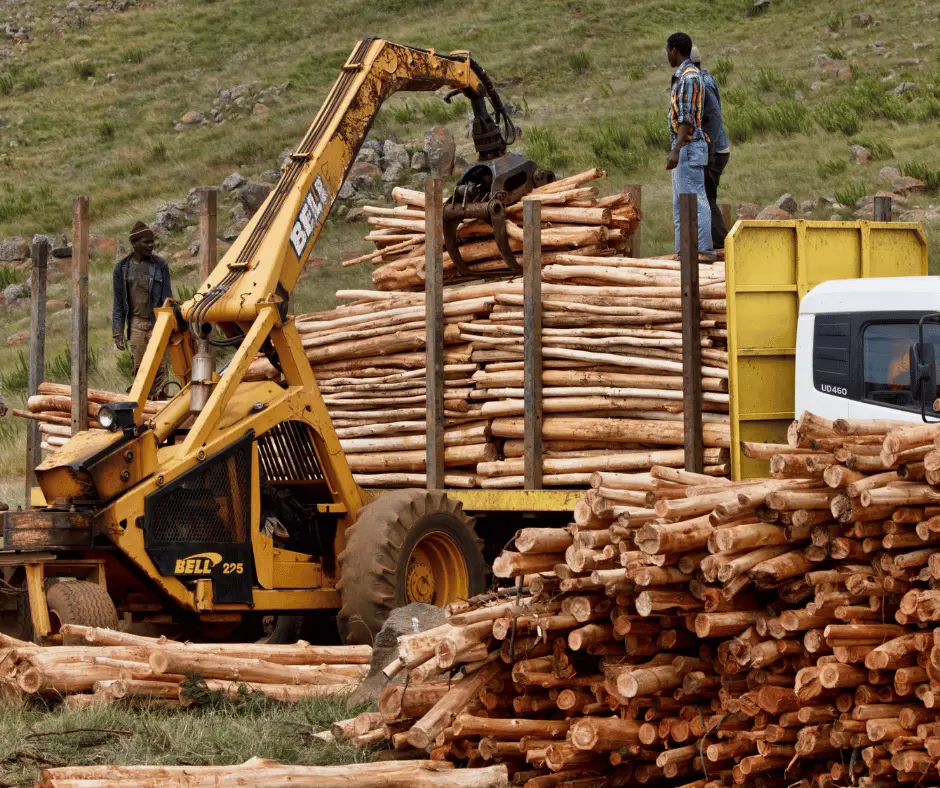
[665,32,715,261]
[112,221,172,399]
[691,45,731,251]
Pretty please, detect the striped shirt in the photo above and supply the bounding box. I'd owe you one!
[668,59,706,148]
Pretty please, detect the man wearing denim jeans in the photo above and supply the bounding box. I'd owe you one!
[665,32,715,261]
[691,45,731,250]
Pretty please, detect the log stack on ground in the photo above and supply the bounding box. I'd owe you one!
[0,624,369,708]
[15,383,163,453]
[243,167,728,488]
[343,412,940,788]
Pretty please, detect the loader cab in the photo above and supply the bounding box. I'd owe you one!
[795,277,940,423]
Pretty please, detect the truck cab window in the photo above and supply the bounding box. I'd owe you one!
[863,322,940,410]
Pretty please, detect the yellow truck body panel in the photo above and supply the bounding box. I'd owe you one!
[725,220,928,479]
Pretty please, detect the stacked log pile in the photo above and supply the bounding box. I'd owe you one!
[243,167,728,488]
[16,383,163,453]
[354,169,640,291]
[0,624,369,708]
[361,413,940,788]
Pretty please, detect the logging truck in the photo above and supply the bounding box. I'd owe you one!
[0,37,930,647]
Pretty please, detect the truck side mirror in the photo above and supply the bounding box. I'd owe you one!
[909,340,937,418]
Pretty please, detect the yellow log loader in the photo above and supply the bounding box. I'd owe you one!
[0,39,556,644]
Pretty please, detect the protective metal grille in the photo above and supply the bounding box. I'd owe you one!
[257,421,324,483]
[146,440,251,546]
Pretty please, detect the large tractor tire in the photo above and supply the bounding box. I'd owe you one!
[46,581,119,645]
[336,490,486,645]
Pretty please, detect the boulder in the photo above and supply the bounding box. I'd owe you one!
[180,110,206,125]
[381,162,406,184]
[6,328,29,346]
[892,176,925,196]
[345,207,367,224]
[423,126,456,176]
[851,12,874,27]
[898,58,928,67]
[221,172,246,191]
[348,603,446,704]
[88,235,119,256]
[260,170,280,183]
[31,234,55,253]
[252,102,269,118]
[775,194,798,213]
[849,145,872,165]
[896,82,920,95]
[382,140,410,171]
[0,236,29,262]
[45,299,67,312]
[749,0,771,15]
[835,65,853,80]
[337,180,356,201]
[879,166,901,183]
[757,206,793,221]
[410,150,427,171]
[153,203,189,233]
[3,282,29,301]
[736,202,760,220]
[237,182,273,216]
[356,147,378,164]
[348,161,382,189]
[222,220,248,241]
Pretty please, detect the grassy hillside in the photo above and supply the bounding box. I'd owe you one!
[0,0,938,501]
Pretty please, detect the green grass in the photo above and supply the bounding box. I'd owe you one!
[567,50,592,76]
[825,45,846,60]
[818,157,848,178]
[901,161,940,193]
[711,56,734,87]
[835,181,868,207]
[852,137,893,161]
[523,126,570,172]
[0,693,372,788]
[827,11,846,32]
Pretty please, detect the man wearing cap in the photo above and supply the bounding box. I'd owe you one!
[112,221,172,399]
[665,32,714,261]
[691,45,731,250]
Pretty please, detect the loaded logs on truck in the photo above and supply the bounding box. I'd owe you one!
[240,168,729,488]
[328,413,940,788]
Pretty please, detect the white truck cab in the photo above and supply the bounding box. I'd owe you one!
[795,276,940,423]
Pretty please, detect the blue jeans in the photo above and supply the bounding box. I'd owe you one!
[672,139,715,259]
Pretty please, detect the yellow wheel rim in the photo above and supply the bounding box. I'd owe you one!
[404,530,469,606]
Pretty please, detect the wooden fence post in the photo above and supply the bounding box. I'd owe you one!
[71,196,89,436]
[720,203,732,237]
[424,177,445,490]
[523,198,543,491]
[874,195,892,222]
[25,239,48,502]
[199,187,218,281]
[625,184,642,257]
[679,193,704,474]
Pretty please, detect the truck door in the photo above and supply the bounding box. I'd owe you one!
[848,318,940,421]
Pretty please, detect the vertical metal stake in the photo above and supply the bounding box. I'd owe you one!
[523,198,543,491]
[199,188,218,281]
[424,178,445,490]
[25,239,48,503]
[679,193,704,474]
[624,184,642,257]
[71,196,89,437]
[874,196,892,223]
[720,203,733,237]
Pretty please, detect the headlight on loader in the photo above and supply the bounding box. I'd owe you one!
[97,402,137,432]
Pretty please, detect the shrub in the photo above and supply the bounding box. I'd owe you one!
[586,121,649,172]
[567,50,592,76]
[0,74,13,96]
[825,45,846,60]
[2,350,28,395]
[901,161,940,192]
[818,158,848,178]
[175,283,199,303]
[389,101,418,125]
[122,46,144,64]
[150,141,168,161]
[919,97,940,120]
[523,126,570,171]
[97,121,116,140]
[764,100,810,134]
[71,60,95,79]
[835,181,867,207]
[0,265,21,289]
[844,77,911,123]
[628,65,645,81]
[20,71,43,92]
[711,57,734,87]
[46,346,99,384]
[116,349,134,381]
[419,99,464,125]
[814,101,861,135]
[827,10,845,31]
[754,67,792,95]
[637,112,670,150]
[853,137,893,161]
